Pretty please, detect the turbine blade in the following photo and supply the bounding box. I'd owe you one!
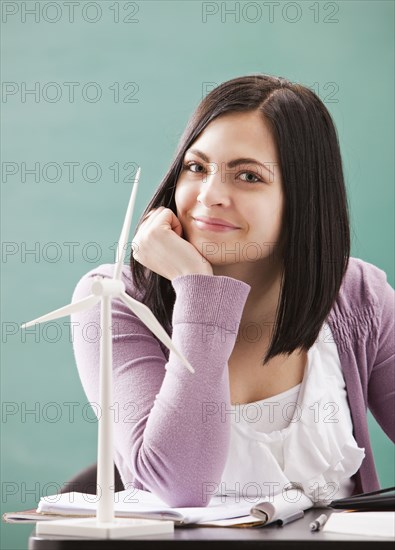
[114,166,141,281]
[20,294,101,329]
[119,292,195,374]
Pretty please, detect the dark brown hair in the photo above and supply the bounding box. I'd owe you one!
[130,74,350,365]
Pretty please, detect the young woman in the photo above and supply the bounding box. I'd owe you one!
[70,74,394,508]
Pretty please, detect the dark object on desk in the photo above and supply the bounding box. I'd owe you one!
[59,463,124,495]
[329,486,395,511]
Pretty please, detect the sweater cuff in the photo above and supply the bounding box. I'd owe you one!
[171,274,251,326]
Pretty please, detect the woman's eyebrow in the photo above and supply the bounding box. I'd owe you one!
[186,148,275,178]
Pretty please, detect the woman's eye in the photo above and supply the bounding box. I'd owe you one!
[182,162,263,184]
[183,161,205,173]
[238,172,261,184]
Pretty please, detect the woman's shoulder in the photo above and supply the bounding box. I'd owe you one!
[331,256,393,319]
[72,263,143,302]
[341,257,392,298]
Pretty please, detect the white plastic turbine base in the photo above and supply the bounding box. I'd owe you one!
[35,517,174,539]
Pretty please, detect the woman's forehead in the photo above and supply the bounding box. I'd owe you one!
[189,113,278,164]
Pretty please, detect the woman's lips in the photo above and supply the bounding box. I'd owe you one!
[193,219,240,232]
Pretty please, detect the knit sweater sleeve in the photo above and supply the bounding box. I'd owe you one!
[70,264,251,507]
[366,264,395,443]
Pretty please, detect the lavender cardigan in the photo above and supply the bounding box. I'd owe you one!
[70,257,395,507]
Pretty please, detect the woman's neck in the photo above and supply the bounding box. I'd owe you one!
[212,257,283,329]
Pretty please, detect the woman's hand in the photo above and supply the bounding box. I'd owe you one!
[132,207,214,281]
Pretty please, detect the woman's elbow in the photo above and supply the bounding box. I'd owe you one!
[157,483,214,508]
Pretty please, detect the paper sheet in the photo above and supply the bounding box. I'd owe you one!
[323,511,395,538]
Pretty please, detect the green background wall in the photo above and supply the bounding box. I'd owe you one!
[1,1,394,548]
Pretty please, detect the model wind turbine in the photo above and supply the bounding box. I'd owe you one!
[21,167,195,538]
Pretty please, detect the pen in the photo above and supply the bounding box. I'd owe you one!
[278,510,304,526]
[310,513,328,531]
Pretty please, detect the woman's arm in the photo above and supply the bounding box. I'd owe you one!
[70,265,251,507]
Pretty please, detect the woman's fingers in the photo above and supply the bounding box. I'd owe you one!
[141,207,182,236]
[141,206,165,224]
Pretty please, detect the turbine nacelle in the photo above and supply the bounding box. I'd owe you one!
[91,276,125,297]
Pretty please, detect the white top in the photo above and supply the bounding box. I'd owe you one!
[219,322,366,506]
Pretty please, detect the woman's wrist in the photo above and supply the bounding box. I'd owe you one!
[171,264,214,280]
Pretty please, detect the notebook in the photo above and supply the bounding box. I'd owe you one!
[3,487,313,528]
[329,486,395,511]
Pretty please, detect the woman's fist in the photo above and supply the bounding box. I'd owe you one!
[132,207,213,281]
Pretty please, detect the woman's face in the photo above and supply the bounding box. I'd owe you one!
[175,110,284,269]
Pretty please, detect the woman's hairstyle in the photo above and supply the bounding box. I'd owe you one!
[130,74,350,365]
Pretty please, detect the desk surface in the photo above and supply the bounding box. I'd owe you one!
[28,508,394,549]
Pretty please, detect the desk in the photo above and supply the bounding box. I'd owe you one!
[28,508,393,549]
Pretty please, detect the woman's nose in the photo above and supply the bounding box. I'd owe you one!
[196,168,232,207]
